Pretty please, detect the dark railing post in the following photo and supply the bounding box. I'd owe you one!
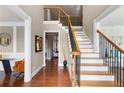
[107,42,110,73]
[76,55,81,86]
[116,50,119,84]
[120,52,122,86]
[123,54,124,87]
[112,47,114,75]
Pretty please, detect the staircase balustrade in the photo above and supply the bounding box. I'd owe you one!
[97,30,124,87]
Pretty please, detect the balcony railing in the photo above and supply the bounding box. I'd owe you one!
[44,7,81,86]
[44,7,82,26]
[97,30,124,87]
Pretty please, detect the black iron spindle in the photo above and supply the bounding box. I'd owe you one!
[112,46,114,75]
[116,50,119,85]
[108,42,110,73]
[110,44,112,74]
[119,52,122,86]
[114,47,116,83]
[123,54,124,87]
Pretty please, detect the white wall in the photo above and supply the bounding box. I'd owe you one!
[99,25,124,49]
[20,5,44,75]
[83,5,109,42]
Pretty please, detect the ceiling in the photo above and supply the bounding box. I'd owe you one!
[0,6,23,22]
[45,5,82,16]
[100,6,124,26]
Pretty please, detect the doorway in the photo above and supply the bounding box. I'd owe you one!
[43,31,60,67]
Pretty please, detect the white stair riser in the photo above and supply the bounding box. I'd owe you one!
[68,43,92,48]
[74,32,85,34]
[76,38,89,40]
[80,49,94,52]
[81,54,99,57]
[68,36,89,41]
[81,66,108,71]
[76,37,89,39]
[79,45,92,48]
[80,75,114,81]
[78,42,91,45]
[68,44,92,48]
[79,44,92,47]
[81,59,103,64]
[75,33,86,35]
[77,39,90,42]
[73,29,82,31]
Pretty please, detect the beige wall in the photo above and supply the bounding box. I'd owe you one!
[17,27,24,52]
[0,27,13,52]
[83,5,109,42]
[20,5,44,73]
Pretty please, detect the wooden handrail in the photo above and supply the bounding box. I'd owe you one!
[44,7,81,54]
[68,18,80,52]
[97,30,124,54]
[60,15,81,17]
[58,7,70,17]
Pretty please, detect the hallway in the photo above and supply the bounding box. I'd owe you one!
[24,58,71,87]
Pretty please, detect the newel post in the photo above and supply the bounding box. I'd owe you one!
[71,54,77,87]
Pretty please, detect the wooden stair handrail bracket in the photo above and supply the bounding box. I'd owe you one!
[97,29,124,54]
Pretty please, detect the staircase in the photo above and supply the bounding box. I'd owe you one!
[67,26,115,87]
[44,7,124,87]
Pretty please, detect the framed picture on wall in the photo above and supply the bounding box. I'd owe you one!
[35,35,43,52]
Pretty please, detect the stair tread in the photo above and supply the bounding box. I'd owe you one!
[81,52,99,54]
[78,41,91,42]
[81,57,101,59]
[80,71,109,75]
[80,47,93,49]
[81,63,106,66]
[80,80,115,87]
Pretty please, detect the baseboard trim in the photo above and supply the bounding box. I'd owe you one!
[31,65,43,78]
[59,63,63,66]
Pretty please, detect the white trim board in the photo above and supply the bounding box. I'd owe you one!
[81,75,114,81]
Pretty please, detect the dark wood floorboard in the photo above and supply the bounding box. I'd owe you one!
[0,58,72,87]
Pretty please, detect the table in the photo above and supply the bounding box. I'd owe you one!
[0,58,15,75]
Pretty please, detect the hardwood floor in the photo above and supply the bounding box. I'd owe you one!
[0,58,72,87]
